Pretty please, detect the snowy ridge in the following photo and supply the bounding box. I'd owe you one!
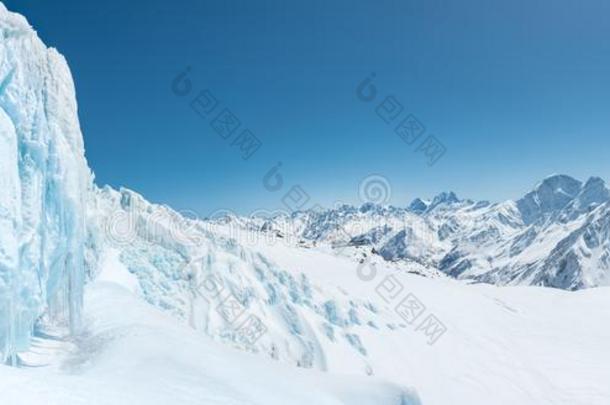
[89,186,400,371]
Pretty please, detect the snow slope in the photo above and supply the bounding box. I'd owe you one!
[248,239,610,405]
[0,280,419,405]
[83,188,610,404]
[72,214,610,404]
[5,214,607,405]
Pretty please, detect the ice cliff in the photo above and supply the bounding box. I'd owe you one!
[0,4,91,364]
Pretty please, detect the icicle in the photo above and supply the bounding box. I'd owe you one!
[67,253,82,335]
[1,296,17,366]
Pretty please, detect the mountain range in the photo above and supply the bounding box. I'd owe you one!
[1,3,609,404]
[214,174,610,291]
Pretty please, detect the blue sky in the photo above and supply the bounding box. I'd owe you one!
[5,0,610,215]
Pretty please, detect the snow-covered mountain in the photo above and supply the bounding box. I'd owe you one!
[437,175,610,289]
[0,5,422,402]
[217,174,610,290]
[1,3,610,404]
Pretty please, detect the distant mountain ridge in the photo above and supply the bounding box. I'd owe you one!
[213,174,610,290]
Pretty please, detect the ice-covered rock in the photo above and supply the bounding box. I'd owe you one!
[516,174,583,224]
[560,176,610,221]
[407,198,429,214]
[425,191,460,212]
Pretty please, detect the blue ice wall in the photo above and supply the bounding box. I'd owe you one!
[0,4,91,364]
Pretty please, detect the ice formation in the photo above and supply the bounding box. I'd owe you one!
[0,4,91,364]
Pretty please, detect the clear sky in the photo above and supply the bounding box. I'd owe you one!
[4,0,610,215]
